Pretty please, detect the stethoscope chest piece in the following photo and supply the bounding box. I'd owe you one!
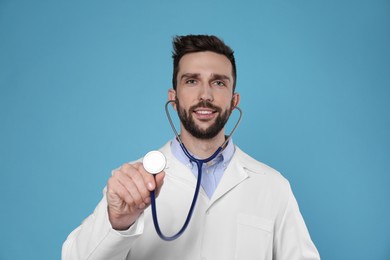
[143,151,166,174]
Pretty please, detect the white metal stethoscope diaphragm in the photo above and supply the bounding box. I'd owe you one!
[143,151,166,174]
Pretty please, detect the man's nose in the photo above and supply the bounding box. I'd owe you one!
[199,84,213,102]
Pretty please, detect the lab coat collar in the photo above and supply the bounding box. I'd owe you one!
[159,141,266,209]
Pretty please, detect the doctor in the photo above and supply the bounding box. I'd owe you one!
[62,34,320,260]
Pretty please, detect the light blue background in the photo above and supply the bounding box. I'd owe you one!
[0,0,389,259]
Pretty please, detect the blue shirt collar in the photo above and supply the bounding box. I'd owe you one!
[171,136,235,168]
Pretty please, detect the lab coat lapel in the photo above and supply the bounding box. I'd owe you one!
[160,142,249,207]
[161,142,197,185]
[161,142,209,201]
[208,149,248,207]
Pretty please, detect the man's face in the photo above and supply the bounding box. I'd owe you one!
[168,51,240,139]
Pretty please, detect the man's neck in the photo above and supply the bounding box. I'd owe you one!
[180,130,226,159]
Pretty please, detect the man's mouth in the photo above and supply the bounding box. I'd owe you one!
[193,108,217,119]
[194,109,215,115]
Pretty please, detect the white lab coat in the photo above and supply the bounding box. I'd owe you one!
[62,142,320,260]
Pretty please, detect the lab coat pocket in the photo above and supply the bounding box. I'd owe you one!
[235,214,273,260]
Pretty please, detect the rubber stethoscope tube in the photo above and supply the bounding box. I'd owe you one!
[148,100,242,241]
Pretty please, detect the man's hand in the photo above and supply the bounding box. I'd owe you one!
[107,162,165,230]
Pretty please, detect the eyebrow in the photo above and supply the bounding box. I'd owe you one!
[180,73,231,82]
[210,73,231,82]
[181,73,200,81]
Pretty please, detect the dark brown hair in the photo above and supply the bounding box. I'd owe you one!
[172,35,237,91]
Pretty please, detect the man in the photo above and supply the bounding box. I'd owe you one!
[62,35,320,259]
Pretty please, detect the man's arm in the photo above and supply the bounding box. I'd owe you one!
[62,163,165,260]
[273,191,320,260]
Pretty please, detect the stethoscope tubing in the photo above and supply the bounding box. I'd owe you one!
[149,100,242,241]
[150,144,222,241]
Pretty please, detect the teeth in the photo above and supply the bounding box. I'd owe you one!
[196,110,212,115]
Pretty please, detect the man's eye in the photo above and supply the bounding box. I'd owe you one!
[214,81,226,86]
[186,79,197,84]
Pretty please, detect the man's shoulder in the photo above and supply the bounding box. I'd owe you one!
[233,146,289,184]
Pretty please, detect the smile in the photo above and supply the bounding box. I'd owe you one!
[193,108,217,120]
[193,108,217,115]
[195,110,214,115]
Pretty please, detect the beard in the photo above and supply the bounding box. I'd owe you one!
[176,98,232,139]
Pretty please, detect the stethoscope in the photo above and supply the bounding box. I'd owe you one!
[142,100,242,241]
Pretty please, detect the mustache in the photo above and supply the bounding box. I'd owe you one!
[175,98,222,113]
[190,100,222,113]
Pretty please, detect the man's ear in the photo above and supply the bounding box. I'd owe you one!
[168,88,177,111]
[231,92,240,110]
